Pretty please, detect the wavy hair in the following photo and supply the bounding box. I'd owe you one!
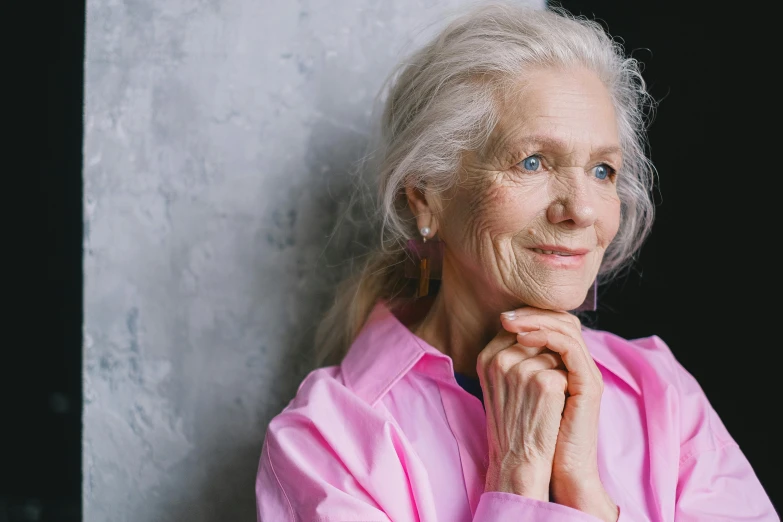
[313,2,656,367]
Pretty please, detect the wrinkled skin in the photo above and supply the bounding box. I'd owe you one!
[406,66,621,521]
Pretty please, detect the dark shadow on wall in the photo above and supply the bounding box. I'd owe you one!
[168,112,374,522]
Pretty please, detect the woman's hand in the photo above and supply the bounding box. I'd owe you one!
[499,307,619,522]
[476,325,568,502]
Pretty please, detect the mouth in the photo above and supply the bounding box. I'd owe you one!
[529,245,590,256]
[531,248,577,256]
[527,245,590,268]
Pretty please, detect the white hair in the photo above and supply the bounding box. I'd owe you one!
[314,2,656,367]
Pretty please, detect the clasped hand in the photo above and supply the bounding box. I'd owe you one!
[477,307,618,522]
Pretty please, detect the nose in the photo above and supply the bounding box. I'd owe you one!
[545,171,597,229]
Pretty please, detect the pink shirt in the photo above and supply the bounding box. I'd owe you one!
[256,301,777,521]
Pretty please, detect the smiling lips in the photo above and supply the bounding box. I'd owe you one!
[530,245,590,256]
[532,248,577,256]
[528,245,590,267]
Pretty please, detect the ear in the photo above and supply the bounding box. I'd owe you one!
[405,183,440,239]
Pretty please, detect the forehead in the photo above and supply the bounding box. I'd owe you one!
[486,66,620,158]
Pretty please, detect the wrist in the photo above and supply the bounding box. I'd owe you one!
[486,463,552,502]
[552,478,618,522]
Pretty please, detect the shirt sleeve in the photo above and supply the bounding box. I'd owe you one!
[669,353,779,521]
[674,442,779,521]
[256,425,393,522]
[473,492,607,521]
[259,426,611,522]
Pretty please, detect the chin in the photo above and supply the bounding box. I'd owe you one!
[520,288,588,312]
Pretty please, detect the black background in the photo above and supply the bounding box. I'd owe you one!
[557,0,780,514]
[4,0,84,521]
[4,0,778,520]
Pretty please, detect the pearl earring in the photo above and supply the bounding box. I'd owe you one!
[404,225,442,298]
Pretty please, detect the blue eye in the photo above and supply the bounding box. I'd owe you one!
[593,164,612,180]
[520,155,541,171]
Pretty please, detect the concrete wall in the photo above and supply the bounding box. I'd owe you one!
[82,1,542,520]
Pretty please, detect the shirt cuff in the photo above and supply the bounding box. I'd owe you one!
[474,492,605,521]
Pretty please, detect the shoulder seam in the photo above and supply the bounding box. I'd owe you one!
[264,434,296,522]
[679,439,739,467]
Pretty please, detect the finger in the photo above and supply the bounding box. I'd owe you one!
[477,329,519,417]
[500,308,580,336]
[516,330,601,396]
[524,368,569,411]
[477,328,522,374]
[513,306,581,324]
[492,343,558,373]
[504,312,600,381]
[516,331,548,349]
[512,351,565,375]
[542,368,569,393]
[512,335,548,359]
[545,368,570,409]
[480,334,527,441]
[505,366,569,420]
[480,341,555,422]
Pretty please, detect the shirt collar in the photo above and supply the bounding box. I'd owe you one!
[581,327,643,395]
[341,300,450,407]
[341,300,642,405]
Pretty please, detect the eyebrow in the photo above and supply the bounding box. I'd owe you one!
[510,135,622,158]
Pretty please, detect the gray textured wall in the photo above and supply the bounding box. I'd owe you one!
[83,1,542,521]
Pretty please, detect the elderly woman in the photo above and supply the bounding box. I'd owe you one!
[255,4,776,521]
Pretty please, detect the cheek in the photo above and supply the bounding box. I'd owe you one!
[441,179,537,267]
[444,179,499,239]
[466,180,545,236]
[597,191,622,245]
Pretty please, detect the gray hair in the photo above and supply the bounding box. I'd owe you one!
[314,2,656,367]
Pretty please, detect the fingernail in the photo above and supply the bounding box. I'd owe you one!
[501,311,516,319]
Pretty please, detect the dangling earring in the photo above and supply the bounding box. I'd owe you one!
[404,226,444,298]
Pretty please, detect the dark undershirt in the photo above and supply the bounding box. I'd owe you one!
[454,371,484,409]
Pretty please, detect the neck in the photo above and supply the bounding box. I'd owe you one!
[410,254,519,378]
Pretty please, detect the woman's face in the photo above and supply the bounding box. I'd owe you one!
[435,66,622,311]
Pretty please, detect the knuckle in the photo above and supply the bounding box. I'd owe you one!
[565,338,582,353]
[586,378,604,398]
[491,350,517,371]
[477,351,490,371]
[585,389,604,401]
[532,370,564,393]
[512,360,536,381]
[545,353,563,368]
[496,328,517,342]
